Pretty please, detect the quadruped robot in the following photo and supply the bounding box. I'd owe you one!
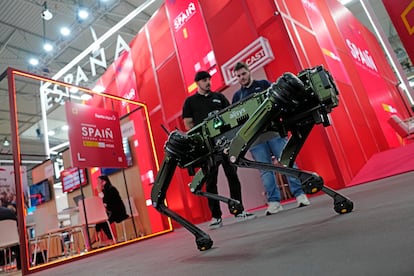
[151,65,354,251]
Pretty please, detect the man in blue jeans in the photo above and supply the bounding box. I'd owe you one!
[232,62,310,215]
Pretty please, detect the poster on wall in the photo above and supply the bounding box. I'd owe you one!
[382,0,414,64]
[165,0,224,94]
[65,102,127,168]
[0,166,28,207]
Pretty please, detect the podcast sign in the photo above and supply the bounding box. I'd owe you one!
[65,102,127,168]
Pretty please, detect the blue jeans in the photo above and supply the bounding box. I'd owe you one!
[249,136,304,202]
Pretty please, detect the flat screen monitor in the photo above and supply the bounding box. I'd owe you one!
[101,137,133,175]
[29,179,51,207]
[61,167,88,193]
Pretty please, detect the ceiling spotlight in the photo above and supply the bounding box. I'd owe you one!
[92,85,105,93]
[41,2,53,21]
[77,7,89,21]
[2,137,10,147]
[81,93,93,101]
[29,58,39,66]
[43,42,53,52]
[70,86,79,93]
[60,26,71,36]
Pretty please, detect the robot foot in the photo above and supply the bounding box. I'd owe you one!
[196,236,213,251]
[333,196,354,214]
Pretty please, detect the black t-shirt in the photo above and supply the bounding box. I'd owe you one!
[182,91,230,126]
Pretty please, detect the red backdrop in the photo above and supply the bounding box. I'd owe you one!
[91,0,412,227]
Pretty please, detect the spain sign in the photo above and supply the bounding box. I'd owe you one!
[65,102,127,168]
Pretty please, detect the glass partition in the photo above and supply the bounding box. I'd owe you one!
[5,68,172,274]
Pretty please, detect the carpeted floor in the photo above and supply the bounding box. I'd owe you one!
[348,142,414,186]
[28,171,414,276]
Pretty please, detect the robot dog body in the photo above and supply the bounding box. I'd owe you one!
[151,66,353,251]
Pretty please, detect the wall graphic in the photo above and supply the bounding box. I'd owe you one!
[165,0,224,93]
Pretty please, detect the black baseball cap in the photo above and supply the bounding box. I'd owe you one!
[194,71,211,81]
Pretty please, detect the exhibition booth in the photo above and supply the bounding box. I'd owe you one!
[3,0,413,274]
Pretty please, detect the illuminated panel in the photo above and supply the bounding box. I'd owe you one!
[8,68,166,273]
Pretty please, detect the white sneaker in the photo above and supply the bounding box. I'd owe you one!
[208,217,223,229]
[296,194,310,207]
[235,211,256,221]
[266,201,283,216]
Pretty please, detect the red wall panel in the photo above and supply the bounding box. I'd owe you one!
[146,6,175,69]
[156,56,187,120]
[199,0,232,23]
[258,15,302,81]
[130,31,160,112]
[246,0,277,30]
[203,0,258,75]
[274,0,313,30]
[148,109,168,162]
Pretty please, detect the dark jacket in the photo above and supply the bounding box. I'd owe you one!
[0,206,17,221]
[232,79,271,104]
[102,183,129,223]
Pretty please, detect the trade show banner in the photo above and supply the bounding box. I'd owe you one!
[65,102,127,168]
[382,0,414,63]
[165,0,223,93]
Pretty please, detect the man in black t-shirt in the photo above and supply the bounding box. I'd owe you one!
[182,71,255,229]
